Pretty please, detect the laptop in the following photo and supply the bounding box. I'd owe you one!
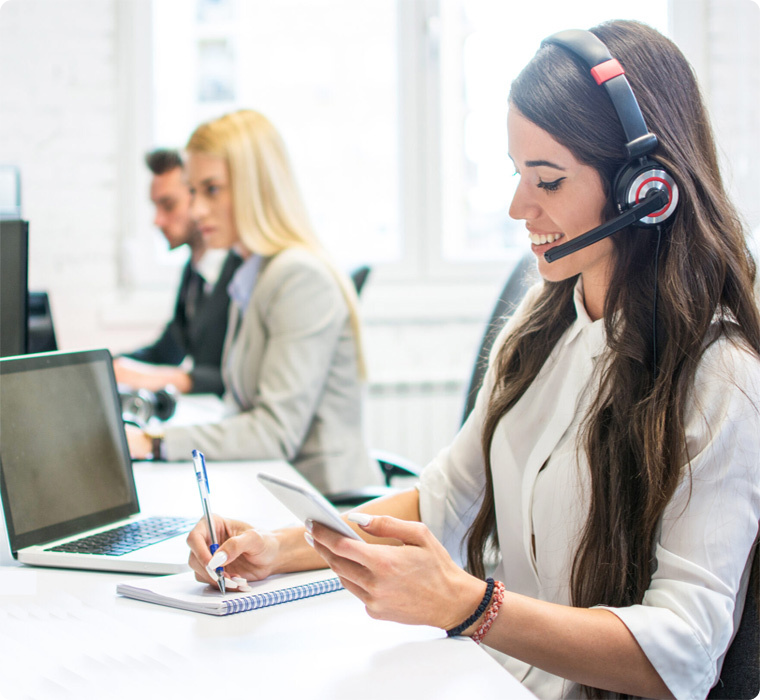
[0,348,194,574]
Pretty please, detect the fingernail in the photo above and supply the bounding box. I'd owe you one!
[208,550,227,569]
[232,576,251,592]
[223,577,239,590]
[304,518,313,533]
[206,565,219,581]
[347,512,374,527]
[304,531,314,547]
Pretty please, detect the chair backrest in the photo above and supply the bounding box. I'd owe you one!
[28,290,58,353]
[461,253,537,425]
[708,551,759,699]
[350,266,371,296]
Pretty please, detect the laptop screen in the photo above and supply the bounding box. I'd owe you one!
[0,349,140,552]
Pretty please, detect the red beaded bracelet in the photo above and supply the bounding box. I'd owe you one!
[471,580,506,644]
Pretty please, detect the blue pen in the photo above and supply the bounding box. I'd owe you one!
[192,449,226,594]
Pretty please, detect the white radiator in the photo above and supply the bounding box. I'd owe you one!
[365,379,465,469]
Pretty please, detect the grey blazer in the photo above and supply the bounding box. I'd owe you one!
[164,248,376,494]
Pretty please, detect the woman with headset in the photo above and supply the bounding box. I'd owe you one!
[127,110,377,496]
[186,22,760,698]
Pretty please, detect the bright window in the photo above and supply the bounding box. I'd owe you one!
[152,0,399,270]
[152,1,670,275]
[439,0,669,262]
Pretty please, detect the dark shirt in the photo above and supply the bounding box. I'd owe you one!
[124,250,242,395]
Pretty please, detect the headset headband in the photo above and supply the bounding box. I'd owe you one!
[541,29,658,159]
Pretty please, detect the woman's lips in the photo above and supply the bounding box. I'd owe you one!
[528,230,565,253]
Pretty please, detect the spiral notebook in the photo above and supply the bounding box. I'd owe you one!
[116,568,343,616]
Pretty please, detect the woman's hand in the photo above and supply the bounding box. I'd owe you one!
[186,515,282,585]
[308,514,486,632]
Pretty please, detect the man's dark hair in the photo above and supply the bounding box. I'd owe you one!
[144,148,183,176]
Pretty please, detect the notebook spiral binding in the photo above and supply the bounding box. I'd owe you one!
[222,577,344,614]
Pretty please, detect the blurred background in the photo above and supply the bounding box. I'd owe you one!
[1,0,758,466]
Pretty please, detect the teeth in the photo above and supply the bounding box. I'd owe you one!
[529,232,562,245]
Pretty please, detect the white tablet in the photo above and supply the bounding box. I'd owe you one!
[257,473,362,540]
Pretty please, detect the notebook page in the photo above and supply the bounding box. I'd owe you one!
[117,568,342,615]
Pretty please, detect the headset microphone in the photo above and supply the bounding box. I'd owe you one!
[544,188,667,263]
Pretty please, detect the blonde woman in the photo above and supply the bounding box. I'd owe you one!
[128,110,376,495]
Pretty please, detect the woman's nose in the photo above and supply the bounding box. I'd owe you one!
[189,195,206,222]
[508,179,541,222]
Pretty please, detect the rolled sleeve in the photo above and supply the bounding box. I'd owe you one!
[600,548,728,700]
[600,337,760,700]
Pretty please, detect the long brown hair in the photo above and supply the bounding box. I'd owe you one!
[467,20,760,692]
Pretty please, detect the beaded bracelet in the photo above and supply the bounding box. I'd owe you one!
[446,578,495,637]
[471,579,506,645]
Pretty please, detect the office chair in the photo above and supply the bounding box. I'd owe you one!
[326,255,537,507]
[28,290,58,353]
[350,265,371,296]
[708,550,760,699]
[329,263,418,505]
[461,252,537,424]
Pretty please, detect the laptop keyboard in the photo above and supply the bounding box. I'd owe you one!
[46,516,197,556]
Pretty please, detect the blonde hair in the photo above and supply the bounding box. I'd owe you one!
[186,109,366,377]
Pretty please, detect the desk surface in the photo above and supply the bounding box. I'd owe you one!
[0,460,533,700]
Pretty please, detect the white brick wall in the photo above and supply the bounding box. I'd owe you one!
[0,0,176,354]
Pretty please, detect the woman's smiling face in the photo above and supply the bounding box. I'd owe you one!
[508,107,614,318]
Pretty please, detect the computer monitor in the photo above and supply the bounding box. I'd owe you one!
[0,220,29,357]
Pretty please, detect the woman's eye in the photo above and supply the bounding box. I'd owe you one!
[206,184,219,196]
[537,177,565,192]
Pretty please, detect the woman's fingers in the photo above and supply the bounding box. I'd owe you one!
[310,516,481,629]
[308,527,369,582]
[186,515,275,583]
[217,527,267,568]
[334,574,371,605]
[347,513,433,547]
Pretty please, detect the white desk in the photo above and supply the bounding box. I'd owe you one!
[0,460,533,700]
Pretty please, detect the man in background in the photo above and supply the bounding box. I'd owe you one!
[113,148,240,396]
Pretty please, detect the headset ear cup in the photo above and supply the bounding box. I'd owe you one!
[614,158,679,226]
[118,387,154,429]
[118,385,177,424]
[153,385,178,422]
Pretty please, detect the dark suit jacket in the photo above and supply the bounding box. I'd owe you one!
[124,251,242,395]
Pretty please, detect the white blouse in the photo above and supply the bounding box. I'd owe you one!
[419,280,760,700]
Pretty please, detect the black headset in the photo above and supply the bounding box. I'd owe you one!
[118,384,178,428]
[540,29,679,263]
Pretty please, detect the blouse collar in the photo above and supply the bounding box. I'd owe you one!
[227,254,263,313]
[562,277,607,358]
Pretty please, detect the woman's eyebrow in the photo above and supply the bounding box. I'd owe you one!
[524,159,566,170]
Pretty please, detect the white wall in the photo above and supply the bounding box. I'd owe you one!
[0,0,132,350]
[2,0,759,466]
[671,0,760,231]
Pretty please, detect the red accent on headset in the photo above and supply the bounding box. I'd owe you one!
[635,177,672,217]
[590,58,625,85]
